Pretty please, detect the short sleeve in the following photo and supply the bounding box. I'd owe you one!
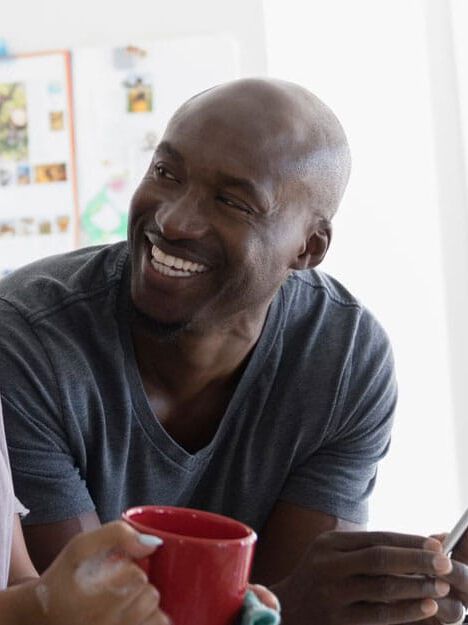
[0,300,96,524]
[279,309,397,524]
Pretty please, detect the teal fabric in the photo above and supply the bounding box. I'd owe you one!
[238,590,281,625]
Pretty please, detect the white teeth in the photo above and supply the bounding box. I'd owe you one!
[151,260,193,278]
[149,243,208,277]
[152,247,163,262]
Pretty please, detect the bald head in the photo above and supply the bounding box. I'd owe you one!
[168,78,351,221]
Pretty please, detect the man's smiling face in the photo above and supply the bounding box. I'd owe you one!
[127,80,338,335]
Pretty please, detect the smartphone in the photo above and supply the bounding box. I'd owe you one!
[442,507,468,555]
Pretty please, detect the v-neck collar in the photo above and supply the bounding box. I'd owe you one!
[116,256,286,470]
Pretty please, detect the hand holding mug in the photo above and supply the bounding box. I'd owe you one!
[34,521,169,625]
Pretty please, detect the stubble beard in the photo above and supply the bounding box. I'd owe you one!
[129,303,192,343]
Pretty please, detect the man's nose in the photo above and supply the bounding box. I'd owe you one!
[153,192,210,240]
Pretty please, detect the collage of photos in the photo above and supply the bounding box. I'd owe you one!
[0,81,28,185]
[0,214,70,238]
[0,161,68,186]
[0,82,28,160]
[0,213,72,276]
[0,52,77,276]
[0,79,69,188]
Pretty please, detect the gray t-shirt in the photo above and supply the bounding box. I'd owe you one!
[0,243,396,532]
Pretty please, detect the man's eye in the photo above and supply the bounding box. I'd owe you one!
[154,165,177,181]
[217,196,253,215]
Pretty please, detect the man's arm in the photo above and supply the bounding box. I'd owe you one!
[253,502,460,625]
[22,512,101,573]
[252,501,362,585]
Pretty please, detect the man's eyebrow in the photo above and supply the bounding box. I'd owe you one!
[155,141,184,164]
[217,173,265,205]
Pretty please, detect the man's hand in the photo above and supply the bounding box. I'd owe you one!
[272,531,454,625]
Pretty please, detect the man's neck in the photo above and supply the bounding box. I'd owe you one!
[130,310,268,400]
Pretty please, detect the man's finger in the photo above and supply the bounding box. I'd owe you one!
[322,531,443,552]
[435,596,465,624]
[395,620,440,625]
[345,598,438,624]
[332,546,452,577]
[441,558,468,595]
[342,574,449,603]
[430,533,448,544]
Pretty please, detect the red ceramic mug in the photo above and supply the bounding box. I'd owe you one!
[122,505,257,625]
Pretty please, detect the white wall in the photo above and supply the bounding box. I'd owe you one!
[447,0,468,508]
[0,0,268,76]
[264,0,464,534]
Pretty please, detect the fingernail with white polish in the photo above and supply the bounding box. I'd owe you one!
[138,533,164,547]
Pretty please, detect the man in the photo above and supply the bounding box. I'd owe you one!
[0,78,466,624]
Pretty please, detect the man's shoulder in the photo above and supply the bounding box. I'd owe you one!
[284,269,363,314]
[281,269,390,346]
[0,242,128,321]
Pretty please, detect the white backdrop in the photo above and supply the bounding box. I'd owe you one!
[264,0,465,534]
[0,0,267,76]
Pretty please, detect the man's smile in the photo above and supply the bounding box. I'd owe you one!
[144,231,210,279]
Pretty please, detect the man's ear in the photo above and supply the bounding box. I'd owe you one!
[291,223,332,271]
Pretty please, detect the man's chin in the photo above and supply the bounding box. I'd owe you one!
[130,304,191,342]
